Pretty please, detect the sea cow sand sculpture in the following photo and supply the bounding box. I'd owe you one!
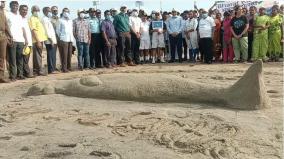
[27,60,270,110]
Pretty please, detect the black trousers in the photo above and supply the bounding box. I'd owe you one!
[8,42,24,79]
[169,33,183,61]
[23,51,31,77]
[182,38,188,60]
[199,38,213,63]
[90,33,105,68]
[248,32,253,61]
[131,32,140,64]
[45,44,57,73]
[117,32,132,64]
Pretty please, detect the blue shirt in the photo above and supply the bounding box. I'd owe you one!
[166,16,183,34]
[89,17,101,33]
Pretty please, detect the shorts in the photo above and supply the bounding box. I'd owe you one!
[151,33,165,49]
[139,39,151,50]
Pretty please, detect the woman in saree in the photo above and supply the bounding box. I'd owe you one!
[268,5,283,61]
[213,12,222,62]
[252,7,270,61]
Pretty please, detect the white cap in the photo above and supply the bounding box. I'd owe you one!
[77,8,85,13]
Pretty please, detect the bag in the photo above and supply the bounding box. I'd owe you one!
[23,46,31,55]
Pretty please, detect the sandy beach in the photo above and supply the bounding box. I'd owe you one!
[0,62,283,159]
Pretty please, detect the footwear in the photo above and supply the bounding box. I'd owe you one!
[152,58,156,64]
[25,74,35,78]
[0,78,10,83]
[38,72,47,76]
[128,62,136,66]
[168,60,175,63]
[119,63,127,67]
[178,59,183,63]
[111,64,117,68]
[17,76,26,80]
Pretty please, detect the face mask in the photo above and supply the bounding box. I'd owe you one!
[132,11,138,17]
[63,12,69,18]
[47,12,52,18]
[202,14,208,19]
[79,13,84,19]
[105,15,111,20]
[212,14,216,19]
[33,11,39,17]
[85,14,89,19]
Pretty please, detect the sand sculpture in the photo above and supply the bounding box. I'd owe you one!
[27,60,270,110]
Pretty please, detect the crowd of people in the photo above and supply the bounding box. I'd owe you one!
[0,1,283,83]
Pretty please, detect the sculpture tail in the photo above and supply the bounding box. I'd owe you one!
[225,60,270,110]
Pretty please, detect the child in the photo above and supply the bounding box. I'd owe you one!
[139,13,151,63]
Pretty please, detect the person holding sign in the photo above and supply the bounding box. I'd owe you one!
[150,12,166,64]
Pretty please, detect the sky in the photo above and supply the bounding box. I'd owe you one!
[4,0,284,19]
[4,0,215,18]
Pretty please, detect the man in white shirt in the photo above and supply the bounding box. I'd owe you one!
[6,1,28,81]
[42,7,57,74]
[198,9,215,64]
[19,4,33,78]
[129,9,142,64]
[57,8,74,73]
[185,10,199,62]
[139,13,150,63]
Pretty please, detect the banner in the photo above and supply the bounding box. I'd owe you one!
[215,1,278,13]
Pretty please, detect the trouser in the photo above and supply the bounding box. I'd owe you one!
[131,32,140,64]
[0,39,7,80]
[8,42,24,79]
[77,41,90,69]
[248,32,253,61]
[45,44,57,73]
[199,38,213,63]
[169,33,182,61]
[189,49,198,62]
[104,38,117,66]
[32,42,44,75]
[182,38,188,60]
[59,41,72,72]
[117,32,132,64]
[232,37,248,61]
[223,45,234,63]
[23,48,31,77]
[90,33,104,68]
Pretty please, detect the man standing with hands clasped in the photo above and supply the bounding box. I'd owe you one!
[166,8,183,63]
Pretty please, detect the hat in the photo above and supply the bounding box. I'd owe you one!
[23,46,31,55]
[121,5,127,9]
[77,8,85,13]
[172,8,177,12]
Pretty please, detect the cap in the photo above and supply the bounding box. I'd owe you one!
[77,8,85,13]
[96,9,101,13]
[172,8,177,12]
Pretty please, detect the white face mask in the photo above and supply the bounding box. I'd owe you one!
[33,11,40,17]
[132,11,138,17]
[47,12,52,18]
[79,13,84,19]
[63,12,69,18]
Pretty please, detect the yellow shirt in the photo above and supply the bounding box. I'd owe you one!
[29,15,47,42]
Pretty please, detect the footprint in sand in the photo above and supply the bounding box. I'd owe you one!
[44,151,72,158]
[89,150,121,159]
[11,131,36,136]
